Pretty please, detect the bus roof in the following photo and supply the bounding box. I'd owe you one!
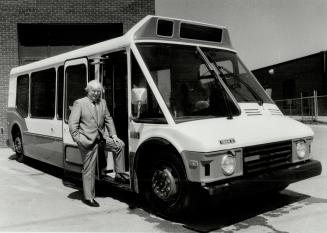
[10,15,234,76]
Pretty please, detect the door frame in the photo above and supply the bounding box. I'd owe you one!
[62,57,89,173]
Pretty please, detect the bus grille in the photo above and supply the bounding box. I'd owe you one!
[243,141,292,174]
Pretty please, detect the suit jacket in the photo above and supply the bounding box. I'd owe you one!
[68,97,116,149]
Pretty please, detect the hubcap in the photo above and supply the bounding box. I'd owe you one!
[152,167,178,201]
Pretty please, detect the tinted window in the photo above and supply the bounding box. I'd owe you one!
[57,66,64,119]
[65,64,87,121]
[16,74,29,117]
[157,20,174,37]
[30,68,56,118]
[180,23,222,43]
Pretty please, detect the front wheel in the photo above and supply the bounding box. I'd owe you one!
[143,151,193,219]
[13,135,24,163]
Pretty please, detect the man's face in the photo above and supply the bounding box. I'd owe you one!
[87,86,101,102]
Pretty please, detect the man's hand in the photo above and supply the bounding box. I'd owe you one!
[112,135,124,147]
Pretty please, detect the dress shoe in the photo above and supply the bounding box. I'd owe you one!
[83,199,100,207]
[101,169,113,177]
[115,173,130,183]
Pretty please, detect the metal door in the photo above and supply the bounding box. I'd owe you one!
[63,58,88,174]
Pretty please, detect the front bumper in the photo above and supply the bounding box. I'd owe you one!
[203,159,322,195]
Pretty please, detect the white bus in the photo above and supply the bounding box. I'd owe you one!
[7,15,321,217]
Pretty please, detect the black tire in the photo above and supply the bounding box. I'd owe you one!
[273,184,289,193]
[142,151,193,219]
[13,134,24,163]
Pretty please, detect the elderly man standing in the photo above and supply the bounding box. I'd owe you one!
[68,80,127,207]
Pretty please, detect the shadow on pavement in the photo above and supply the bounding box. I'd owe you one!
[91,183,323,233]
[96,183,144,210]
[24,157,64,179]
[180,189,327,232]
[8,153,17,160]
[67,190,84,201]
[7,154,64,179]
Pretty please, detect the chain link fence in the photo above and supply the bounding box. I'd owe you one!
[274,93,327,123]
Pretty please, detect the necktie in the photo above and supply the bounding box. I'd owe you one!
[93,101,98,124]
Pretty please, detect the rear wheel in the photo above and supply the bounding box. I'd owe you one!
[142,151,193,219]
[13,134,24,163]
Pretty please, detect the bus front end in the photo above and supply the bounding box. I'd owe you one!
[130,16,322,217]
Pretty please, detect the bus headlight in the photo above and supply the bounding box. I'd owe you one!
[221,154,236,176]
[296,141,307,159]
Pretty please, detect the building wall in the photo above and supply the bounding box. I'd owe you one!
[0,0,154,147]
[253,51,327,116]
[253,52,327,100]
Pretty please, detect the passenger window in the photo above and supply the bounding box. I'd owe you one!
[16,74,29,117]
[30,68,56,118]
[65,64,87,121]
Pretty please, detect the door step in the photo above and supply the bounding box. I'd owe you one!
[101,176,131,190]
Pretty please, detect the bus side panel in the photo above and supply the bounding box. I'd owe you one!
[23,132,63,168]
[64,145,83,173]
[23,118,63,168]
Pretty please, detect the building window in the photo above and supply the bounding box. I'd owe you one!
[16,74,29,117]
[30,68,56,118]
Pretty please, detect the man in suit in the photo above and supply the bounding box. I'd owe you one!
[68,80,127,207]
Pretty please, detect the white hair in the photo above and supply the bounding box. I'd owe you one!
[85,80,103,92]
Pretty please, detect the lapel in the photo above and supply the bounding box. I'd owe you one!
[84,97,99,126]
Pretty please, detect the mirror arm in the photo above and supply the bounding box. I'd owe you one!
[137,102,142,118]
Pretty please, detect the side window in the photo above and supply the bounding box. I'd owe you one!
[131,52,166,122]
[57,66,64,119]
[16,74,29,117]
[65,64,87,121]
[30,68,56,118]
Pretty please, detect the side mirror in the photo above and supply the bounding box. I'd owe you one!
[131,88,147,118]
[265,88,272,97]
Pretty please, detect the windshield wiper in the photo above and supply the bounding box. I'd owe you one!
[204,53,263,106]
[195,47,236,119]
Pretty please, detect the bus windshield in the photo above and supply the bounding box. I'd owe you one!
[200,47,272,105]
[136,43,271,122]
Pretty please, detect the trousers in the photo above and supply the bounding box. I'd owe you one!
[79,137,125,201]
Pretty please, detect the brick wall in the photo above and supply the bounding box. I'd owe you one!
[0,0,154,147]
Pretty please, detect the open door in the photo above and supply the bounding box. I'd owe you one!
[101,51,129,170]
[62,58,89,176]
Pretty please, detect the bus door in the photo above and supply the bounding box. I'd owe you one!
[101,51,129,172]
[62,58,89,175]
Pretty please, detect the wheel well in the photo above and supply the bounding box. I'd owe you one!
[135,139,184,188]
[11,124,21,140]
